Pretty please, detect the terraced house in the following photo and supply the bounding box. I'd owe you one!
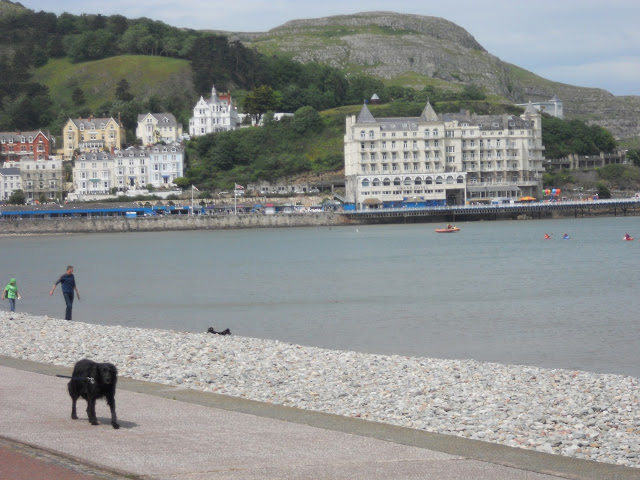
[0,130,52,164]
[344,102,545,208]
[62,116,126,159]
[72,143,184,195]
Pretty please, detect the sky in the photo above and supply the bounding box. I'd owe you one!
[19,0,640,96]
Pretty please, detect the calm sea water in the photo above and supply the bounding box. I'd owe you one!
[3,216,640,377]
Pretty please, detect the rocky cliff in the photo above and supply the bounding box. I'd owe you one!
[225,12,639,142]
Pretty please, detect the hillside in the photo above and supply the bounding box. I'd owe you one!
[35,56,194,113]
[223,11,640,144]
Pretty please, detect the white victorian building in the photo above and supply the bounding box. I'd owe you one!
[136,113,183,145]
[189,85,240,137]
[73,143,184,195]
[344,102,545,208]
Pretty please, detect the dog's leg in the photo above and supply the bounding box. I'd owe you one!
[87,398,99,425]
[69,382,79,420]
[71,395,78,420]
[107,395,119,429]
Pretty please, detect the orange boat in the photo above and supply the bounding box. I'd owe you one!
[435,226,460,233]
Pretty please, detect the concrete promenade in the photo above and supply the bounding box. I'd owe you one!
[1,356,637,480]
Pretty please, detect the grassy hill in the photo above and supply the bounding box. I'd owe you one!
[35,55,194,113]
[0,0,26,16]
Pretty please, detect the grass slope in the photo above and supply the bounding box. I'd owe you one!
[34,55,192,111]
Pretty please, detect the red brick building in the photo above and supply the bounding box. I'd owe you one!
[0,130,53,164]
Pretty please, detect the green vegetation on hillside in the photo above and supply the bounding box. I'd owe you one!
[185,107,343,189]
[541,115,616,158]
[36,56,192,111]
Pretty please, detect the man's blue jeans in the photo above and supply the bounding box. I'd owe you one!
[8,298,15,313]
[63,292,74,320]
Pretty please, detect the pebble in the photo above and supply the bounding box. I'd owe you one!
[1,311,639,468]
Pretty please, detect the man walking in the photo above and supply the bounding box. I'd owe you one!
[50,265,80,320]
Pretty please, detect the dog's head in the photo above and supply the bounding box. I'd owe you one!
[97,363,118,385]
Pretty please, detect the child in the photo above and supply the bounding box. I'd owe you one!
[2,278,21,314]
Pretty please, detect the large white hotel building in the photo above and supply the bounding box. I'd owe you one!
[344,101,545,208]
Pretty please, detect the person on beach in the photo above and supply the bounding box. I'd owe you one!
[50,265,80,320]
[2,278,21,314]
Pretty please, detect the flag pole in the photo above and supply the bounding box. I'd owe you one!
[191,185,194,215]
[234,186,237,215]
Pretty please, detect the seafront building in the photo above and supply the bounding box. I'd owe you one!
[18,157,64,202]
[0,167,21,201]
[0,130,53,164]
[136,113,183,145]
[62,116,126,160]
[188,85,240,137]
[344,101,545,208]
[72,143,184,195]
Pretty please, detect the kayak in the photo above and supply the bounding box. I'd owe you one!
[624,236,634,241]
[435,227,460,233]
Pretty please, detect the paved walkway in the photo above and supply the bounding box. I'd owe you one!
[0,356,637,480]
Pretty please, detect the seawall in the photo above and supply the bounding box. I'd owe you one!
[0,213,349,235]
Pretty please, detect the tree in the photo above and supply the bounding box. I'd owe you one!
[596,182,611,199]
[115,79,134,102]
[627,149,640,168]
[8,189,26,205]
[292,106,322,134]
[243,85,280,120]
[172,177,191,189]
[71,87,85,105]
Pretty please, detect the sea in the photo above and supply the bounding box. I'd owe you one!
[3,215,640,378]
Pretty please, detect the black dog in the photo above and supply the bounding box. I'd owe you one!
[207,327,231,335]
[68,359,119,429]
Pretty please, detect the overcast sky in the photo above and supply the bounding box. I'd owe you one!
[21,0,640,96]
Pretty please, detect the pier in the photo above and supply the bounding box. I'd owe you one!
[341,198,640,223]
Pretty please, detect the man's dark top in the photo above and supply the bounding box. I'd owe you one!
[56,273,76,294]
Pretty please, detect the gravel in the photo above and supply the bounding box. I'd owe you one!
[2,311,639,468]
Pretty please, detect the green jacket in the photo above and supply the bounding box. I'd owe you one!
[4,279,18,299]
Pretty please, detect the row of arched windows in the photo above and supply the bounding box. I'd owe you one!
[361,176,464,187]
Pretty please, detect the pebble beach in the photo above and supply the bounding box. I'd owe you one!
[1,311,639,469]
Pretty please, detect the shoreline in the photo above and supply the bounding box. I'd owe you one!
[1,310,638,468]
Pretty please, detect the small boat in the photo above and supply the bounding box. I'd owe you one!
[435,226,460,233]
[544,234,551,240]
[563,233,570,240]
[624,234,634,241]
